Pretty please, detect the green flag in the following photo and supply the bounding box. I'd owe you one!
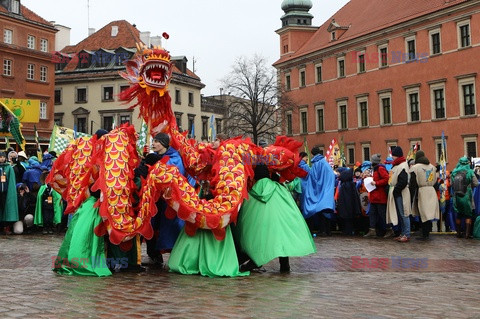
[0,100,25,150]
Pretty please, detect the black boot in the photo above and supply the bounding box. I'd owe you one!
[279,257,290,273]
[455,219,463,238]
[465,220,473,239]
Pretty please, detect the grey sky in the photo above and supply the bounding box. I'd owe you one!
[22,0,350,96]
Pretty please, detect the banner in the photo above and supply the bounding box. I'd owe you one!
[48,124,90,155]
[0,100,25,150]
[303,136,310,165]
[1,98,40,123]
[34,124,42,162]
[136,120,148,154]
[208,115,216,142]
[325,138,341,167]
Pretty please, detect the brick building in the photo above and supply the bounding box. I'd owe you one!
[274,0,480,168]
[0,0,57,151]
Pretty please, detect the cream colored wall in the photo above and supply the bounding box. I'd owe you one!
[57,77,209,138]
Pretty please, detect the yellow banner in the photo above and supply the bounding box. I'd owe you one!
[1,98,40,123]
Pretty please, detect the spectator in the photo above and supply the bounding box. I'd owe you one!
[409,151,440,240]
[13,183,36,234]
[386,147,411,242]
[451,156,478,238]
[0,151,19,235]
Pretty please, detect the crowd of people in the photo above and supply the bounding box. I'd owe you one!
[0,149,62,236]
[293,145,480,242]
[1,136,480,278]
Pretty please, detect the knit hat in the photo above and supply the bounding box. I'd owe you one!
[371,153,381,165]
[18,151,27,159]
[0,151,6,157]
[95,129,109,139]
[311,146,321,156]
[361,161,372,173]
[415,150,425,161]
[391,146,403,157]
[154,133,170,148]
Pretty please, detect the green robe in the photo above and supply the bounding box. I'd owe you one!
[53,196,112,276]
[0,162,18,222]
[34,184,63,226]
[168,226,249,277]
[233,178,316,267]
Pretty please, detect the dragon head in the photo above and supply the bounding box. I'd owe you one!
[120,42,176,129]
[135,43,173,96]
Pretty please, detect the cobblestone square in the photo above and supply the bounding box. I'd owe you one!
[1,233,479,318]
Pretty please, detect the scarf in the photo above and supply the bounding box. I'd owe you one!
[392,156,406,167]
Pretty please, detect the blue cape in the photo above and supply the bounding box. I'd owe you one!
[299,154,336,218]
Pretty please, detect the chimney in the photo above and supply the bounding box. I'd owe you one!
[150,36,162,47]
[111,25,118,37]
[140,31,151,47]
[54,23,72,51]
[88,28,95,36]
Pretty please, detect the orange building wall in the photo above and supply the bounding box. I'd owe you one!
[279,5,480,168]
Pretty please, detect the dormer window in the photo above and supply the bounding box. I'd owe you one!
[11,0,19,14]
[327,19,349,42]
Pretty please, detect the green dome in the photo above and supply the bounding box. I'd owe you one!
[281,0,313,11]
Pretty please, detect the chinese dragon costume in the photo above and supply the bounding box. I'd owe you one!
[48,42,307,246]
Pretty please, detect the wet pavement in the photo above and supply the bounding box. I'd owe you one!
[1,232,480,318]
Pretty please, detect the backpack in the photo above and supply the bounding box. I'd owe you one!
[452,171,468,196]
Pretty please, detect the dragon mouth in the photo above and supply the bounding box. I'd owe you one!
[141,61,171,88]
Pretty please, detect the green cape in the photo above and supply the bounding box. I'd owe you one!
[34,184,63,226]
[0,163,19,222]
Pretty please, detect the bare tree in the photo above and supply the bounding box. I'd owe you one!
[221,55,286,145]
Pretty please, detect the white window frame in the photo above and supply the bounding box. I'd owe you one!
[3,59,12,76]
[357,50,366,74]
[300,107,308,134]
[356,96,369,128]
[40,38,48,52]
[409,140,422,154]
[405,35,416,62]
[102,85,114,101]
[27,35,35,49]
[337,101,348,130]
[337,56,345,78]
[347,145,355,165]
[430,82,446,120]
[379,92,392,125]
[286,110,293,135]
[285,72,291,91]
[40,102,47,119]
[27,63,34,80]
[362,143,371,162]
[315,103,324,132]
[315,62,322,83]
[299,68,306,88]
[457,19,471,49]
[378,44,388,68]
[464,136,477,158]
[40,66,47,82]
[406,87,421,122]
[458,77,476,116]
[4,29,13,44]
[429,28,442,55]
[75,87,88,103]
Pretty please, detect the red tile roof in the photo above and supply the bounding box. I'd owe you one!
[61,20,142,53]
[57,20,202,82]
[275,0,468,65]
[0,4,54,27]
